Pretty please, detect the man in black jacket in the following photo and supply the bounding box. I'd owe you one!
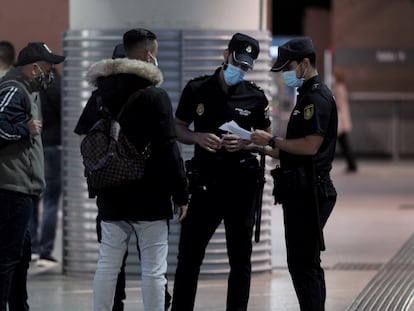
[79,29,189,311]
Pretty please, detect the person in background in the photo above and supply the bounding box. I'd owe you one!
[29,67,63,268]
[0,41,15,78]
[332,67,357,173]
[83,28,188,311]
[171,32,271,311]
[251,37,337,311]
[0,42,65,311]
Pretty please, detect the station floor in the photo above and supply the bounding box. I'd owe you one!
[27,159,414,311]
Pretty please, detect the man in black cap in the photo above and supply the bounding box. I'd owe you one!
[251,37,338,311]
[171,32,271,311]
[0,42,64,311]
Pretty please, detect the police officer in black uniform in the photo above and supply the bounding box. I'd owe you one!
[171,33,271,311]
[252,37,338,311]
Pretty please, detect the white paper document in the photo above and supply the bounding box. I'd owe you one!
[219,120,252,140]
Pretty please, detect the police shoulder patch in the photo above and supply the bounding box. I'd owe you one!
[248,81,263,91]
[304,104,314,120]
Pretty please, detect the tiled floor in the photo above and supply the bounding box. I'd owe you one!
[27,159,414,311]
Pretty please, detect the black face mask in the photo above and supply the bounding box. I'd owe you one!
[34,64,55,90]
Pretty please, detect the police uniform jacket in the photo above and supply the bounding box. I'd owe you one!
[176,67,271,176]
[85,58,189,221]
[0,68,45,196]
[280,75,338,178]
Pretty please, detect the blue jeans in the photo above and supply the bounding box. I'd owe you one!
[29,146,62,257]
[0,190,36,311]
[93,220,168,311]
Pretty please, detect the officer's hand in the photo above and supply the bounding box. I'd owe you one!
[251,129,272,146]
[221,133,249,152]
[197,132,222,153]
[27,119,42,138]
[174,204,188,223]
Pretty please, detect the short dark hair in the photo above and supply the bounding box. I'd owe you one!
[0,41,15,66]
[123,29,157,52]
[299,52,316,67]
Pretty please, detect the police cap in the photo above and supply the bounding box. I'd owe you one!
[228,33,260,69]
[271,37,315,72]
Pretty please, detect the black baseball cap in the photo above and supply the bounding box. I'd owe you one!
[112,44,126,59]
[15,42,65,66]
[271,37,315,72]
[228,33,260,69]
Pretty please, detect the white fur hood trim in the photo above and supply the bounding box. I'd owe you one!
[86,58,163,87]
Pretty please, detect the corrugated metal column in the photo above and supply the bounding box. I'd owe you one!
[61,29,273,276]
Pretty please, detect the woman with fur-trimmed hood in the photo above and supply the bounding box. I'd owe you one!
[77,29,189,311]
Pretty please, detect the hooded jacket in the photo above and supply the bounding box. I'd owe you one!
[0,68,45,195]
[85,58,188,221]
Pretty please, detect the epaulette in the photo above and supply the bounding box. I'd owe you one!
[247,80,264,92]
[311,83,321,91]
[188,74,210,82]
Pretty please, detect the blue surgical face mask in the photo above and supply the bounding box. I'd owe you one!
[223,64,245,86]
[281,70,304,88]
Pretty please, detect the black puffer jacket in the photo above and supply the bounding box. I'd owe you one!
[85,58,188,221]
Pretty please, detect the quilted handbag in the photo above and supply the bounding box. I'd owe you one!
[80,90,150,190]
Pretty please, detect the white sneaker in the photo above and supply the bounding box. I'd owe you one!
[31,253,39,261]
[36,258,58,269]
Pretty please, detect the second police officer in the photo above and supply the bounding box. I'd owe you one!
[252,37,338,311]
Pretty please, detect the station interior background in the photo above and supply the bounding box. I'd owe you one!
[0,0,413,286]
[2,0,413,159]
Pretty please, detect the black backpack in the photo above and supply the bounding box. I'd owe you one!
[80,90,151,194]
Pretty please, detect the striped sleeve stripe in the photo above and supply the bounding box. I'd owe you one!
[0,86,22,141]
[0,86,19,112]
[0,128,21,141]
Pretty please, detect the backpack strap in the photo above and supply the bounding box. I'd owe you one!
[116,87,150,121]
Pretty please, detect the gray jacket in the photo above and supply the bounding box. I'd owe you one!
[0,68,45,195]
